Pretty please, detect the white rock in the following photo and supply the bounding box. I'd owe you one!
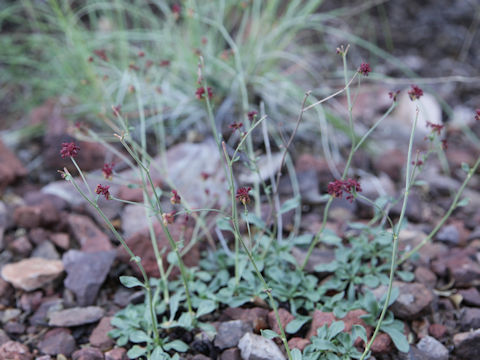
[238,333,285,360]
[1,258,64,291]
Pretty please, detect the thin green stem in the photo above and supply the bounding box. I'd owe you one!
[71,157,93,197]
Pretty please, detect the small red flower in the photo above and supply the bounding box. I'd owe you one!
[137,51,145,57]
[388,90,400,102]
[358,62,371,76]
[247,111,258,121]
[412,160,424,166]
[145,60,153,68]
[112,105,121,117]
[408,85,423,101]
[475,109,480,121]
[200,172,210,180]
[229,122,243,131]
[129,63,140,71]
[170,190,181,205]
[327,178,362,203]
[195,87,213,100]
[236,187,252,205]
[162,211,175,225]
[172,4,181,14]
[160,60,171,67]
[95,184,111,200]
[426,121,445,135]
[441,138,448,150]
[60,142,80,159]
[102,163,114,180]
[93,49,108,62]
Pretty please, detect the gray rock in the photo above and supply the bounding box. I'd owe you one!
[30,298,63,326]
[436,225,460,246]
[31,241,60,260]
[67,214,112,252]
[416,336,449,360]
[238,333,285,360]
[0,329,10,346]
[460,307,480,331]
[459,288,480,307]
[72,347,104,360]
[48,306,104,327]
[214,320,252,350]
[0,340,32,360]
[121,204,150,239]
[38,328,76,356]
[89,317,114,350]
[63,250,116,306]
[454,329,480,359]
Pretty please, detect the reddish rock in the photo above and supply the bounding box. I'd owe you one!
[117,222,199,278]
[104,348,127,360]
[379,282,434,320]
[415,266,437,288]
[370,332,392,353]
[0,340,32,360]
[374,149,406,181]
[50,232,70,250]
[341,309,373,345]
[19,291,43,312]
[116,185,144,203]
[220,348,241,360]
[4,321,26,335]
[454,328,480,359]
[13,206,42,229]
[429,323,447,339]
[268,308,294,335]
[8,236,32,257]
[38,328,76,356]
[0,140,27,192]
[1,258,64,291]
[29,228,49,245]
[68,214,112,252]
[446,254,480,287]
[287,337,310,351]
[72,347,104,360]
[0,329,10,346]
[221,307,269,333]
[306,310,336,339]
[89,317,114,350]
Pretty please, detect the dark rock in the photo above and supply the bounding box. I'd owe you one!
[0,340,32,360]
[19,291,43,313]
[13,206,42,229]
[268,308,294,335]
[374,149,406,182]
[38,328,76,356]
[72,347,104,360]
[30,298,63,326]
[459,287,480,307]
[460,307,480,330]
[192,355,210,360]
[68,214,112,252]
[8,236,32,256]
[48,306,104,327]
[306,310,336,339]
[414,267,437,288]
[446,253,480,287]
[118,222,199,278]
[0,329,10,346]
[220,348,241,360]
[416,336,449,360]
[0,278,13,307]
[0,140,27,192]
[428,323,447,339]
[104,348,127,360]
[29,228,49,245]
[454,329,480,359]
[436,224,460,246]
[238,333,285,360]
[4,321,26,335]
[214,320,252,350]
[63,250,115,306]
[89,317,114,351]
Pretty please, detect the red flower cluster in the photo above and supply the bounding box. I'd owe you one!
[358,62,371,76]
[248,110,258,121]
[229,122,243,131]
[60,142,80,159]
[195,87,213,100]
[236,187,252,205]
[327,178,362,202]
[95,184,111,200]
[388,90,400,102]
[408,85,423,101]
[170,190,181,204]
[162,211,175,225]
[475,109,480,121]
[93,49,108,62]
[102,163,114,180]
[426,121,445,135]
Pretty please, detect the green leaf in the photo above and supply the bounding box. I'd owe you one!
[164,339,189,352]
[291,348,302,360]
[292,234,313,245]
[119,276,145,289]
[129,330,152,343]
[381,325,409,353]
[280,196,300,214]
[328,321,345,339]
[457,198,470,208]
[261,329,279,339]
[127,345,147,358]
[285,316,311,334]
[397,271,415,282]
[196,300,216,318]
[169,293,181,321]
[150,347,168,360]
[362,274,380,288]
[244,212,266,229]
[216,217,234,232]
[314,261,339,273]
[461,162,470,173]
